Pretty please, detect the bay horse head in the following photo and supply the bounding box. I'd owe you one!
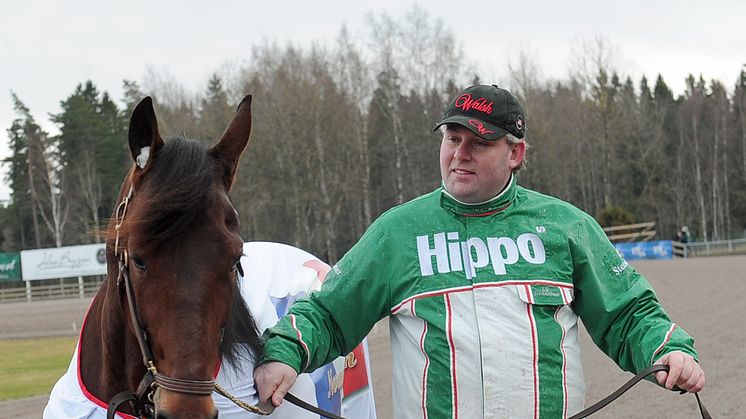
[79,95,262,419]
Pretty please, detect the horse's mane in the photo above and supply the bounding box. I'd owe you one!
[222,280,265,367]
[108,137,264,365]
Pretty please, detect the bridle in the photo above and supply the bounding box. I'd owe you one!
[106,185,346,419]
[107,253,218,419]
[106,184,219,418]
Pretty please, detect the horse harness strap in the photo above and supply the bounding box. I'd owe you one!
[569,363,711,419]
[107,371,155,419]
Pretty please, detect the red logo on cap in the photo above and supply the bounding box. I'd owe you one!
[468,119,494,136]
[455,94,493,114]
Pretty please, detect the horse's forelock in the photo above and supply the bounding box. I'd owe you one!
[117,138,221,249]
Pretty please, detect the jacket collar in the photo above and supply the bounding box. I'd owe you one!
[440,174,516,217]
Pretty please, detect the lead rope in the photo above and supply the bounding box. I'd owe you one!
[213,383,348,419]
[569,364,711,419]
[213,383,272,415]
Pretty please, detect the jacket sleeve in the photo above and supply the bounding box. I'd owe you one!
[570,213,698,374]
[259,222,391,373]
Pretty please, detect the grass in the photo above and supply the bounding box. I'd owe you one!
[0,337,77,401]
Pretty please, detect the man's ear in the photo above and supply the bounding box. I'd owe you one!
[508,141,526,170]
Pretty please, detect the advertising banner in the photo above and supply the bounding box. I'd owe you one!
[21,244,107,281]
[614,240,673,260]
[0,253,21,281]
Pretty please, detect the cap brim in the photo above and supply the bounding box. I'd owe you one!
[432,116,509,140]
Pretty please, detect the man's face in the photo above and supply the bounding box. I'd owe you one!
[439,124,525,203]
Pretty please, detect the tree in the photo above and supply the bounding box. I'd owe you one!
[591,69,622,209]
[3,93,47,248]
[652,75,683,236]
[332,26,374,231]
[7,94,68,247]
[140,67,199,137]
[52,81,128,244]
[121,79,146,116]
[732,66,746,235]
[709,80,731,239]
[679,75,709,241]
[197,74,233,143]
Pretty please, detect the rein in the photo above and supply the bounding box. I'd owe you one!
[106,185,346,419]
[569,364,711,419]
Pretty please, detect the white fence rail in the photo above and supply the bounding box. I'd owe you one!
[675,238,746,258]
[0,279,102,303]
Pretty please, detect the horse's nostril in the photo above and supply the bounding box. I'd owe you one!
[212,412,219,419]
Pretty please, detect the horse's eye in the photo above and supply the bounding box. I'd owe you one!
[131,254,147,270]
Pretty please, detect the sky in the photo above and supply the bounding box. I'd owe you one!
[1,0,745,202]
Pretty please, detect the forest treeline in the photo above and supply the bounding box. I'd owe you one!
[3,9,746,263]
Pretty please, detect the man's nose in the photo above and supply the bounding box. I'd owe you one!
[454,142,472,160]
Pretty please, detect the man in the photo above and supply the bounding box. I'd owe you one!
[680,226,691,243]
[254,85,705,418]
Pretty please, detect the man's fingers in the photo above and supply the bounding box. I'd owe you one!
[271,381,292,407]
[253,362,299,407]
[654,351,706,393]
[665,354,683,389]
[269,374,296,407]
[654,353,670,387]
[654,370,668,387]
[691,373,706,393]
[677,358,695,387]
[680,361,705,392]
[254,364,279,402]
[683,368,700,389]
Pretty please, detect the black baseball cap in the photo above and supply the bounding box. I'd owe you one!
[433,84,526,140]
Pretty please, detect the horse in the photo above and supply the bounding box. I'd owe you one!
[67,95,261,419]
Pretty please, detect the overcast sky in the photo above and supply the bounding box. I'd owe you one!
[2,0,745,201]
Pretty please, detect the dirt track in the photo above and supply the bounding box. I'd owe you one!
[1,255,743,418]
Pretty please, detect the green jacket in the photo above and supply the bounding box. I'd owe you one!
[262,177,697,418]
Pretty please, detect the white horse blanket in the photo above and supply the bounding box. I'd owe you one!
[43,241,377,419]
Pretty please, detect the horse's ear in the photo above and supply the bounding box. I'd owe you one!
[128,96,164,174]
[209,95,252,191]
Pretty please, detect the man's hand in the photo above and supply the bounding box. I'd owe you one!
[653,350,705,392]
[253,361,299,407]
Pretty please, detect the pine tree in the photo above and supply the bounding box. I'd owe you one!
[197,74,233,143]
[3,93,48,248]
[52,81,128,243]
